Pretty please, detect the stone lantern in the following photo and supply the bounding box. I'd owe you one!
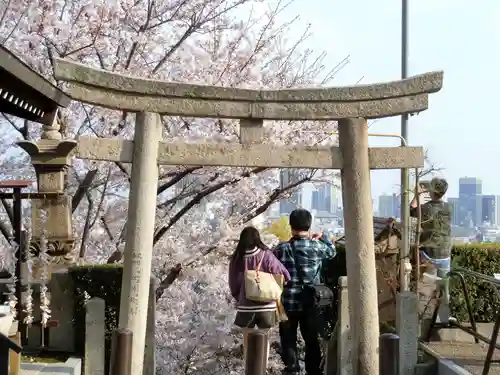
[17,117,77,257]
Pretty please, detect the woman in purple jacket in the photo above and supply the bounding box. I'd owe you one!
[229,227,291,365]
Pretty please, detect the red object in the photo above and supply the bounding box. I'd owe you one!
[0,180,32,189]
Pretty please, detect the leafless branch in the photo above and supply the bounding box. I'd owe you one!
[71,170,98,213]
[153,167,267,245]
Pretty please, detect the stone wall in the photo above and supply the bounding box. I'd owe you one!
[0,270,156,374]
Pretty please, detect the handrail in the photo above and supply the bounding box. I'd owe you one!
[453,266,500,287]
[424,267,500,375]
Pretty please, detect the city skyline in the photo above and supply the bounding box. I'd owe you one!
[376,176,500,202]
[376,176,500,229]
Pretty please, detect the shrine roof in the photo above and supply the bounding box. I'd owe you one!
[0,45,70,124]
[334,217,402,249]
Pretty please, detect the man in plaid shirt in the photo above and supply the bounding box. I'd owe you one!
[274,209,336,375]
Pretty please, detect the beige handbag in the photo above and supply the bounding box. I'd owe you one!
[274,274,288,322]
[244,254,283,302]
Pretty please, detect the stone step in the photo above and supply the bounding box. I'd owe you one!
[20,357,81,375]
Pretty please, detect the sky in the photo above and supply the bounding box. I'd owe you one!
[3,0,494,203]
[277,0,498,199]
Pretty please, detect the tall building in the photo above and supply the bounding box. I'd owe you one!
[331,184,342,215]
[458,177,482,227]
[378,193,400,218]
[279,169,303,215]
[481,195,500,226]
[175,174,200,207]
[447,197,461,226]
[311,183,333,214]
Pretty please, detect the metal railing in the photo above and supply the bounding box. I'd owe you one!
[424,266,500,375]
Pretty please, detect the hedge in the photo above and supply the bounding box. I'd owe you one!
[450,244,500,323]
[333,243,500,323]
[69,264,123,374]
[331,243,500,323]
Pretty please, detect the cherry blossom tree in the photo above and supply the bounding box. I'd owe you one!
[0,0,344,372]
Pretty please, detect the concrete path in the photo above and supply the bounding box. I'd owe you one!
[426,341,500,375]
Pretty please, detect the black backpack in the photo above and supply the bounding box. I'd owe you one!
[289,240,336,339]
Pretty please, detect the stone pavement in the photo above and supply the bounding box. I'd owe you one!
[426,341,500,375]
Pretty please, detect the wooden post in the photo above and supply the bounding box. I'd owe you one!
[8,332,20,375]
[0,332,21,375]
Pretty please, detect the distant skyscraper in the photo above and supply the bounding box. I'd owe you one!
[458,177,482,227]
[447,197,460,226]
[378,193,400,218]
[481,195,500,226]
[311,183,332,214]
[175,174,203,208]
[279,169,303,215]
[331,185,342,215]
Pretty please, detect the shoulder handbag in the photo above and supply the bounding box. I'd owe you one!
[289,240,334,308]
[244,252,283,302]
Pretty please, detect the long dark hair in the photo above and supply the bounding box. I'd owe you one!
[230,226,269,269]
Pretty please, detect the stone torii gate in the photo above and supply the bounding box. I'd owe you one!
[53,58,443,375]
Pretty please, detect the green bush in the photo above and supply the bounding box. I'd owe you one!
[69,264,123,373]
[450,244,500,322]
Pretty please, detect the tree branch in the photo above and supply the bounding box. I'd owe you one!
[155,244,218,301]
[0,220,12,243]
[71,170,98,213]
[153,170,313,300]
[153,167,266,245]
[157,167,202,196]
[0,199,13,226]
[239,174,313,223]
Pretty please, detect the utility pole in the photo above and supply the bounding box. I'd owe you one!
[399,0,410,292]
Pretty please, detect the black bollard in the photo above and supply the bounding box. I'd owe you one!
[379,333,399,375]
[109,328,133,375]
[245,331,268,375]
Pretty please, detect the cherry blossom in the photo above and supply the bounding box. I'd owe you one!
[0,0,340,372]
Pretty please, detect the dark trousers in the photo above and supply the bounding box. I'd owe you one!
[279,310,322,375]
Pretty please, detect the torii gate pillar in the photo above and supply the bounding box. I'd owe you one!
[118,112,162,375]
[339,118,379,375]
